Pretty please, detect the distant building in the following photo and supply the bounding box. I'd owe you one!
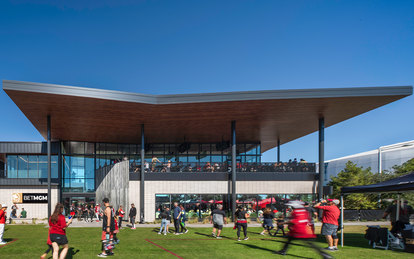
[324,140,414,184]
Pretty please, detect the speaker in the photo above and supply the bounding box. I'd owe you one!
[323,186,333,196]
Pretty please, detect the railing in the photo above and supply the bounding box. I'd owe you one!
[129,162,316,173]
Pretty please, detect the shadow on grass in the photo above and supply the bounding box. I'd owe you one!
[194,231,234,240]
[236,243,311,259]
[66,247,80,259]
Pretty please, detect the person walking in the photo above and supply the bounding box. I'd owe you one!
[235,206,249,241]
[98,198,116,257]
[314,199,340,251]
[0,204,7,245]
[49,203,73,259]
[274,215,286,236]
[158,207,169,235]
[211,204,227,239]
[117,205,125,229]
[179,204,188,234]
[260,207,275,236]
[129,203,137,229]
[275,201,332,259]
[173,202,182,235]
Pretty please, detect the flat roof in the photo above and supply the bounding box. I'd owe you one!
[3,80,412,152]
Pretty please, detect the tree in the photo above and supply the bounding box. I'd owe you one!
[329,161,378,209]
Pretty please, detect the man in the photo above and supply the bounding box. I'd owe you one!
[20,208,27,218]
[0,204,7,245]
[11,203,18,219]
[211,204,227,239]
[129,203,137,230]
[98,198,116,257]
[173,202,182,235]
[383,199,414,234]
[314,199,340,251]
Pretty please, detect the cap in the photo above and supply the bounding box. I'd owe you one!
[1,204,7,208]
[332,199,340,205]
[327,199,333,202]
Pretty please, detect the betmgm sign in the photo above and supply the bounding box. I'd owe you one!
[12,193,48,204]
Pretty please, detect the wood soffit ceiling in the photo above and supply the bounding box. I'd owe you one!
[3,80,412,152]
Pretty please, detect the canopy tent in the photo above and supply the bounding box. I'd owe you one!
[342,172,414,194]
[339,172,414,247]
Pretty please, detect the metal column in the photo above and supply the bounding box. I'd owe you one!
[318,117,325,200]
[340,195,344,247]
[231,121,237,220]
[140,124,145,223]
[47,115,52,219]
[277,139,280,163]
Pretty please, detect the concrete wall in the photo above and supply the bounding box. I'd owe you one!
[96,161,129,214]
[0,186,58,219]
[130,180,316,222]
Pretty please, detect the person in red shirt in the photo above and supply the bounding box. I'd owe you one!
[276,201,332,259]
[49,203,73,259]
[117,205,125,229]
[314,199,340,251]
[0,204,8,245]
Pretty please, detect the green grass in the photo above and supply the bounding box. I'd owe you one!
[0,225,410,258]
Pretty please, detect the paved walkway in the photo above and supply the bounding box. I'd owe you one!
[68,220,391,228]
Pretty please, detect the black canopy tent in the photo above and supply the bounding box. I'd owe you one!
[339,172,414,247]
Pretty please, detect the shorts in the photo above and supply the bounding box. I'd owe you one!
[321,223,338,236]
[213,223,223,230]
[263,218,273,228]
[50,234,68,245]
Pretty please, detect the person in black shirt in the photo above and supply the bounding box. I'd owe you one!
[211,204,227,239]
[129,203,137,230]
[274,215,286,236]
[260,207,275,236]
[235,206,249,241]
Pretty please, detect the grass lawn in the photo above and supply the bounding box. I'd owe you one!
[0,225,410,258]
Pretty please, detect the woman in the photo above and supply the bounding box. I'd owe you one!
[235,206,249,241]
[260,207,274,236]
[49,203,73,259]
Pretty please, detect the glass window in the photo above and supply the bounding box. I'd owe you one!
[17,155,28,178]
[85,157,94,178]
[96,143,106,154]
[39,156,48,178]
[118,144,130,155]
[85,178,95,192]
[28,155,38,178]
[51,156,58,178]
[85,143,95,154]
[106,144,117,155]
[70,142,85,154]
[7,155,17,178]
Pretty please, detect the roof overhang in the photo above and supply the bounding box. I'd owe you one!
[3,80,412,152]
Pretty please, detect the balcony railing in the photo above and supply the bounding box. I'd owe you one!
[129,162,316,173]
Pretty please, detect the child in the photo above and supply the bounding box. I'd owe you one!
[274,215,286,236]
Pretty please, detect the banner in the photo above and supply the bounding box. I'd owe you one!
[12,193,48,204]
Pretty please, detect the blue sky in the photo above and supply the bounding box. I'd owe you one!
[0,0,413,162]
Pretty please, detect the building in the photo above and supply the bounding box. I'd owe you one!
[0,80,412,221]
[324,140,414,184]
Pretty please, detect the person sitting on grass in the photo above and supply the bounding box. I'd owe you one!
[211,204,227,239]
[20,208,27,218]
[49,203,73,259]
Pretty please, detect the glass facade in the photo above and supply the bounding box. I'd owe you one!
[155,193,314,220]
[5,155,58,179]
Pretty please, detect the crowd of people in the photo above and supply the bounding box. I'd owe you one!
[129,157,315,173]
[4,197,411,259]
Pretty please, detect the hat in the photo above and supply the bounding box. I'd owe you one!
[1,204,7,208]
[332,199,340,205]
[285,200,304,209]
[327,199,333,202]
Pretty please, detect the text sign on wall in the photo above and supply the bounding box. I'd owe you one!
[12,193,48,204]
